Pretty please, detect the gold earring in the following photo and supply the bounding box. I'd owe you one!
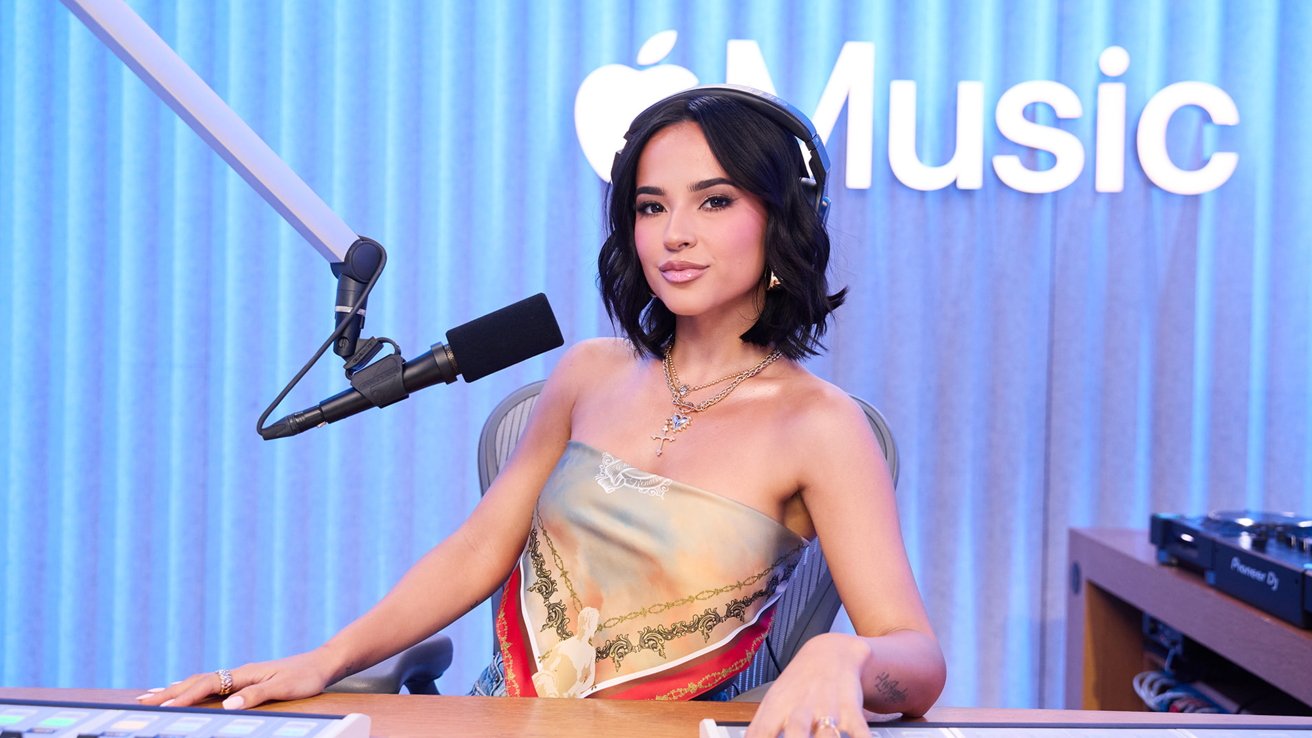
[767,271,782,290]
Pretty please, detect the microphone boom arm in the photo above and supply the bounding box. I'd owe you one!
[61,0,413,436]
[59,1,566,442]
[60,0,357,263]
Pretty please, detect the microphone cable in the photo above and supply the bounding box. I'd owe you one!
[255,242,387,439]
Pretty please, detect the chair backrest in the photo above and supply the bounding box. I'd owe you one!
[477,380,549,492]
[475,380,899,697]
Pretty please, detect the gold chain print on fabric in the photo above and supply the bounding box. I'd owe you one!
[653,630,770,701]
[592,561,797,669]
[528,510,803,669]
[525,525,573,640]
[495,599,523,695]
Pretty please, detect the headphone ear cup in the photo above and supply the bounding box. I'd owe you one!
[800,177,828,222]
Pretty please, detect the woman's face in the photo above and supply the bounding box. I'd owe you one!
[632,121,769,327]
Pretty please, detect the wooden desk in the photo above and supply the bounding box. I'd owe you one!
[1066,527,1312,710]
[3,688,1311,738]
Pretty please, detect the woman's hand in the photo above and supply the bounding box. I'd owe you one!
[744,633,875,738]
[133,647,343,710]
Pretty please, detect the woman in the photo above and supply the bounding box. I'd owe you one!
[139,86,945,736]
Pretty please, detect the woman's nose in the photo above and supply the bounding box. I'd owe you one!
[663,208,695,251]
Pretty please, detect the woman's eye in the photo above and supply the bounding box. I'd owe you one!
[703,195,734,210]
[635,201,665,216]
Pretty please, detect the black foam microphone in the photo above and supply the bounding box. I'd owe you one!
[260,294,563,439]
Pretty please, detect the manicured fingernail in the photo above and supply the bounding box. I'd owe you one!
[170,680,183,685]
[160,699,175,707]
[134,693,152,701]
[223,695,244,710]
[148,687,165,693]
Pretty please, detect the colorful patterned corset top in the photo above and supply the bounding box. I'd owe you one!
[496,441,807,700]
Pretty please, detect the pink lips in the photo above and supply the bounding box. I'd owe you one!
[659,260,707,284]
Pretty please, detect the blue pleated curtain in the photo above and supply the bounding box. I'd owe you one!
[2,0,1308,708]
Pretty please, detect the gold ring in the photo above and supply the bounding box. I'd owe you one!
[216,668,234,697]
[815,715,840,733]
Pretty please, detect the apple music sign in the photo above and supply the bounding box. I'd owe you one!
[574,33,1240,196]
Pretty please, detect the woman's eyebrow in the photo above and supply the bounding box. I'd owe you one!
[635,178,735,198]
[691,177,735,192]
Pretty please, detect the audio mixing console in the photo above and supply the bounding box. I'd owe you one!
[0,700,368,738]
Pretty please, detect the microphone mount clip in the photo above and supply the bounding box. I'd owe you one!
[345,337,409,410]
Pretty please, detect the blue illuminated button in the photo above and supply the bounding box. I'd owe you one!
[217,718,264,735]
[161,715,211,735]
[274,720,317,736]
[108,717,154,732]
[39,711,89,728]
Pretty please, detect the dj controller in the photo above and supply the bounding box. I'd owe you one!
[4,699,1308,738]
[700,719,1312,737]
[0,700,367,738]
[1151,510,1312,628]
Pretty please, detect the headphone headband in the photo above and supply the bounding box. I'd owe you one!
[623,84,832,222]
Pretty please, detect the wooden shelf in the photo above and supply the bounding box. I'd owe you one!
[1066,527,1312,711]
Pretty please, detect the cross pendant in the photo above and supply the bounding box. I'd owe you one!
[651,431,676,456]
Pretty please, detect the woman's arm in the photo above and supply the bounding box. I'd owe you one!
[310,349,584,684]
[137,340,606,709]
[747,387,945,736]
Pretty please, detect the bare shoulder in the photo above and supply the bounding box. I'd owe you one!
[770,369,889,491]
[554,337,634,374]
[541,337,632,391]
[486,339,638,481]
[778,369,875,444]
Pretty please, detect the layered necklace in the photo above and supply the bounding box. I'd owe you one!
[651,343,782,456]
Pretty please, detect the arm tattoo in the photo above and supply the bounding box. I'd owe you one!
[874,671,908,705]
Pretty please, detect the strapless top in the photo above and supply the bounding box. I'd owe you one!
[495,441,807,700]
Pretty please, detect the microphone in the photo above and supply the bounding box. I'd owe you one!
[260,294,563,439]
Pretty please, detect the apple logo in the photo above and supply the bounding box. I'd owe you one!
[574,30,700,181]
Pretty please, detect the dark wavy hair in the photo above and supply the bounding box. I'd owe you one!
[597,91,847,361]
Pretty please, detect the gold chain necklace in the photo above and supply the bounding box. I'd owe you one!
[671,362,755,396]
[651,343,782,456]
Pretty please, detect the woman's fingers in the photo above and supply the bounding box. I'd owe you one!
[133,653,333,712]
[745,671,867,736]
[218,664,273,710]
[220,681,269,711]
[134,669,229,708]
[828,708,868,738]
[749,704,865,738]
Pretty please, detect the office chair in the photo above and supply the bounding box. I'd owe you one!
[329,380,899,698]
